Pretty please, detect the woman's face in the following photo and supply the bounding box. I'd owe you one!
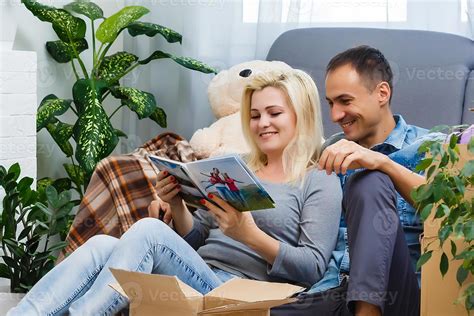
[249,86,297,157]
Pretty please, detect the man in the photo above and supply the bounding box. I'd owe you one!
[319,45,442,316]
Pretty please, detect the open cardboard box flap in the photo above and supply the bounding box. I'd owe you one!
[110,268,304,315]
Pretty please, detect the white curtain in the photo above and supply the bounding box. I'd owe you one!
[120,0,472,152]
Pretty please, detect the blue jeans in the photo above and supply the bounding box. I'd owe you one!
[8,218,238,316]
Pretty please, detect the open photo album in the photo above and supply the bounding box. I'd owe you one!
[147,154,275,212]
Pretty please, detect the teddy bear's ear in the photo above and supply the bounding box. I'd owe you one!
[239,69,252,78]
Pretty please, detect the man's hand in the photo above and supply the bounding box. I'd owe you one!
[318,139,389,175]
[148,199,173,225]
[200,193,257,243]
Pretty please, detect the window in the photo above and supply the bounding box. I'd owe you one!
[243,0,407,23]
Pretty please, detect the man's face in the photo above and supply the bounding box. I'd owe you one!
[325,64,386,147]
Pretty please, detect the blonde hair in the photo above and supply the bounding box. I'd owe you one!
[241,69,324,185]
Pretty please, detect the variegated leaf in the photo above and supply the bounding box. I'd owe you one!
[127,22,182,43]
[63,163,85,186]
[37,94,72,131]
[46,120,74,157]
[22,0,86,42]
[72,79,118,174]
[96,6,149,43]
[97,52,138,84]
[110,86,156,119]
[149,107,167,128]
[64,0,104,21]
[138,50,216,74]
[115,129,128,138]
[46,39,88,63]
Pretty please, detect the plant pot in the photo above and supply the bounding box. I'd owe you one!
[0,285,24,316]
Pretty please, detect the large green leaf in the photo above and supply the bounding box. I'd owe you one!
[127,22,182,43]
[46,39,88,63]
[96,6,149,43]
[110,86,156,119]
[64,0,104,20]
[21,0,86,42]
[46,120,74,157]
[97,52,138,85]
[72,79,118,174]
[138,50,217,74]
[63,163,85,186]
[149,107,167,128]
[37,95,72,131]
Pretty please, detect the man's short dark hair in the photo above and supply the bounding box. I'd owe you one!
[326,45,393,102]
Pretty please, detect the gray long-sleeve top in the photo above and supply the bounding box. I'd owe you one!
[182,168,342,287]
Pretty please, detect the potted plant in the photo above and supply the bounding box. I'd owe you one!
[22,0,216,197]
[412,127,474,313]
[0,163,74,312]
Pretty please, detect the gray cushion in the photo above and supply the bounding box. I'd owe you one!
[266,27,474,136]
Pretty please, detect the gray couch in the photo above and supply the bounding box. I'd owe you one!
[267,27,474,137]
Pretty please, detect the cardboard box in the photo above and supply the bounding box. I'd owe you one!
[420,145,474,315]
[109,268,305,316]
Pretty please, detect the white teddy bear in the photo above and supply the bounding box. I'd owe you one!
[190,60,292,159]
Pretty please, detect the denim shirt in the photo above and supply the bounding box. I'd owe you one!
[306,115,445,294]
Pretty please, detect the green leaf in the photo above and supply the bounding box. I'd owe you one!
[52,178,72,193]
[0,263,10,278]
[2,256,18,270]
[456,265,468,286]
[418,140,436,154]
[419,203,433,221]
[453,176,465,195]
[18,225,33,241]
[450,240,457,258]
[468,136,474,153]
[37,94,72,131]
[149,107,167,128]
[416,250,433,271]
[461,160,474,177]
[46,120,74,157]
[47,241,68,252]
[114,129,128,139]
[97,52,138,85]
[439,152,449,168]
[440,252,449,277]
[463,222,474,242]
[45,186,59,209]
[46,39,88,63]
[126,21,182,43]
[64,0,104,20]
[56,190,72,209]
[449,133,458,149]
[415,158,433,172]
[63,163,85,186]
[138,50,217,74]
[110,86,156,119]
[17,177,33,193]
[72,79,118,174]
[435,204,450,219]
[96,6,149,43]
[56,202,74,218]
[438,225,452,246]
[7,163,21,182]
[21,0,86,42]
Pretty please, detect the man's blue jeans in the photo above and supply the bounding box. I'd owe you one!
[7,218,237,316]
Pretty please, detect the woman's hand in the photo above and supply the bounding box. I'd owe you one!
[200,193,258,243]
[155,170,182,207]
[148,199,173,225]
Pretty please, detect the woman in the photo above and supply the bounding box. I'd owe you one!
[8,69,342,315]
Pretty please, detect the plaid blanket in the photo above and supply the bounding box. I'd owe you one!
[58,132,197,262]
